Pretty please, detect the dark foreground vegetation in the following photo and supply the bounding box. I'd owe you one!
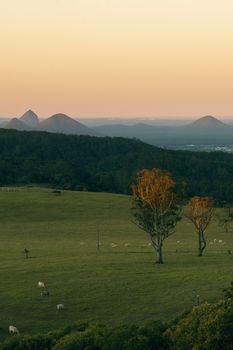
[1,129,233,203]
[1,282,233,350]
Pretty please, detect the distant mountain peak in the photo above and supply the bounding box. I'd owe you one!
[20,110,39,127]
[26,109,34,114]
[48,113,74,121]
[36,113,98,136]
[188,115,226,128]
[5,118,31,131]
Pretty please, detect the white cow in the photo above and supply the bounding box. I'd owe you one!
[9,325,19,334]
[57,304,65,310]
[38,281,45,288]
[111,243,117,248]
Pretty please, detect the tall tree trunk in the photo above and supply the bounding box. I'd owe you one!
[200,231,206,255]
[198,232,203,256]
[198,231,206,256]
[156,244,163,264]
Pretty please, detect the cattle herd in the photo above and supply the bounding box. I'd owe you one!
[9,281,65,334]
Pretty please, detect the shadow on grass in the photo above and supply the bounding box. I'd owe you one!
[96,251,153,255]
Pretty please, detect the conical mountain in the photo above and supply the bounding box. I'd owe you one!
[187,115,228,129]
[20,110,39,127]
[4,118,31,131]
[36,113,98,136]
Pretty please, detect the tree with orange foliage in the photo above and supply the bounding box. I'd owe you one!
[132,168,181,264]
[186,196,214,256]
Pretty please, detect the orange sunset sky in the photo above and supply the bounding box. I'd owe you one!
[1,0,233,118]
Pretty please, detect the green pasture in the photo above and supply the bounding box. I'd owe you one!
[0,188,232,338]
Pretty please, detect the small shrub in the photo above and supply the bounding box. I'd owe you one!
[52,329,99,350]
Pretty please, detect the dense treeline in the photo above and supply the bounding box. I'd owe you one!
[1,282,233,350]
[1,129,233,203]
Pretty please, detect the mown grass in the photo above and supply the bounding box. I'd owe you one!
[0,188,232,338]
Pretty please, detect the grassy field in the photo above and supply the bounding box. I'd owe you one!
[0,188,232,338]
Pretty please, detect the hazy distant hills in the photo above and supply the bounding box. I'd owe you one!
[93,116,233,146]
[2,113,233,146]
[1,110,98,137]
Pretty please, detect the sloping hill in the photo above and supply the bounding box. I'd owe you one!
[36,113,98,136]
[0,128,233,202]
[0,188,231,335]
[20,110,40,127]
[4,118,31,131]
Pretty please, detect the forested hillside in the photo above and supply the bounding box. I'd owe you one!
[0,128,233,203]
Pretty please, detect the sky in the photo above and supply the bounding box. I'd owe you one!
[1,0,233,119]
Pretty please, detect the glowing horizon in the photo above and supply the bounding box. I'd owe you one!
[1,0,233,118]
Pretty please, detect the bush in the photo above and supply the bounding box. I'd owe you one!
[0,323,90,350]
[166,300,233,350]
[48,322,89,342]
[52,328,100,350]
[140,320,169,349]
[96,325,140,350]
[95,322,168,350]
[0,334,54,350]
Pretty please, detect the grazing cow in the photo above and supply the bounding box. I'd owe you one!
[38,281,45,288]
[57,304,64,310]
[124,243,130,247]
[219,240,223,243]
[111,243,117,248]
[52,190,61,196]
[9,325,19,334]
[41,290,50,297]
